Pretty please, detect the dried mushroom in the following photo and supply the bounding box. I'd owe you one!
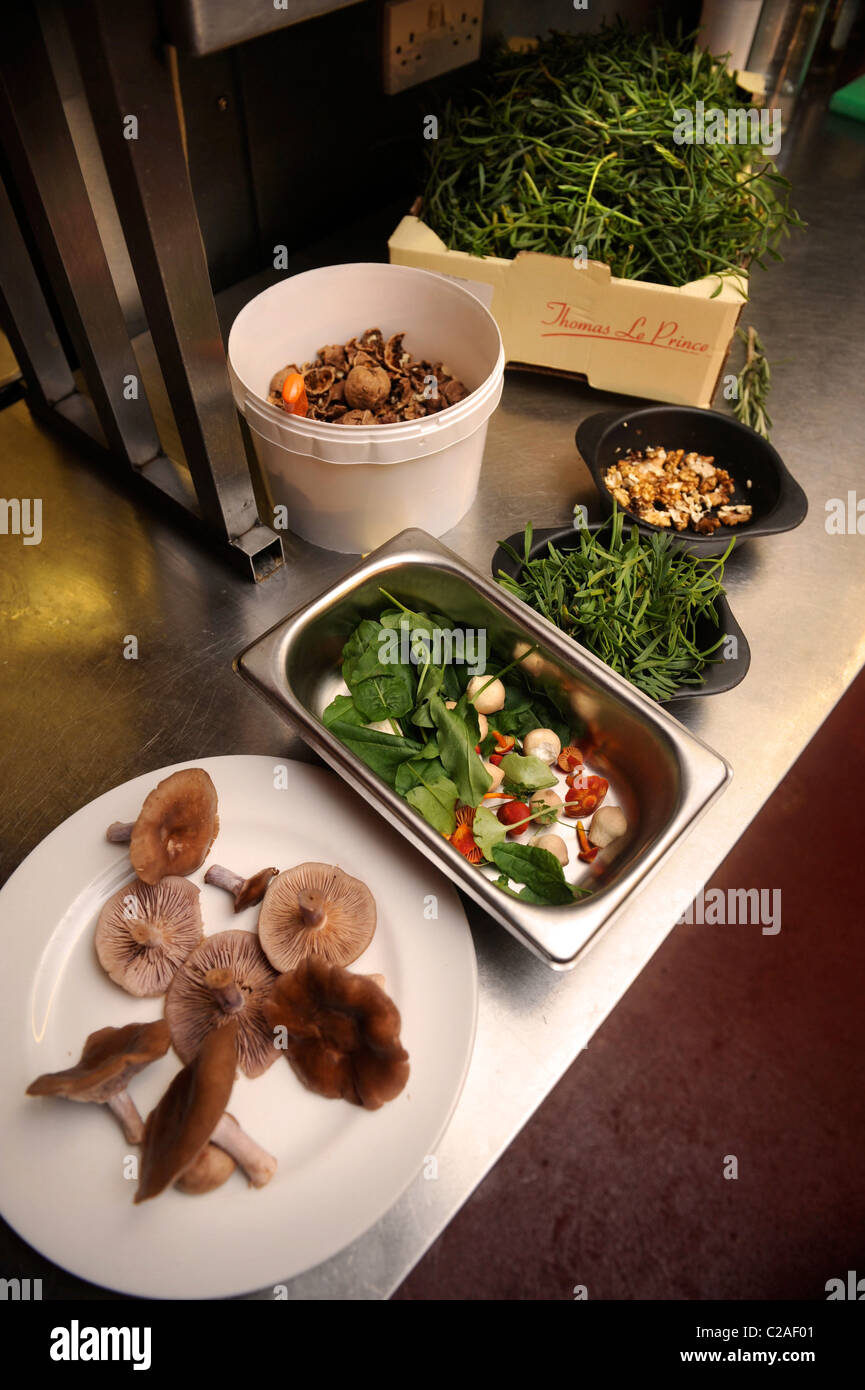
[268,326,470,425]
[95,876,204,997]
[106,767,219,883]
[164,929,279,1078]
[257,862,376,972]
[264,958,410,1110]
[26,1019,171,1144]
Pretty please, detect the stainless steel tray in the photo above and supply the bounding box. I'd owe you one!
[235,528,732,968]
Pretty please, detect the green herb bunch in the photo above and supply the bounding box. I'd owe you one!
[733,325,772,437]
[422,24,803,289]
[497,513,733,702]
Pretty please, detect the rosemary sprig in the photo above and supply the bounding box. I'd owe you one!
[423,25,803,290]
[733,326,772,437]
[497,511,734,702]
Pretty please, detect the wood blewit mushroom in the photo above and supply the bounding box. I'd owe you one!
[164,930,279,1078]
[95,876,204,998]
[257,863,377,972]
[26,1019,171,1144]
[204,864,278,912]
[105,767,219,883]
[135,1020,277,1201]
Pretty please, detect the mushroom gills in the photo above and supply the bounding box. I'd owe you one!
[257,863,377,972]
[95,876,204,998]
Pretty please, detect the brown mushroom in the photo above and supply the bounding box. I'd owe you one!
[95,877,204,997]
[106,768,219,884]
[203,864,278,912]
[175,1144,237,1195]
[135,1021,277,1201]
[257,863,376,972]
[26,1019,171,1144]
[209,1112,277,1188]
[164,930,278,1078]
[263,958,409,1111]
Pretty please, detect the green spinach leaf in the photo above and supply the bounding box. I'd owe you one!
[429,694,492,806]
[326,721,426,787]
[499,751,557,794]
[491,842,576,905]
[473,804,507,861]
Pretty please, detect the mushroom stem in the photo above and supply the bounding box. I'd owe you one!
[204,864,244,897]
[203,967,244,1014]
[107,1090,145,1145]
[106,821,134,843]
[298,889,328,929]
[210,1113,277,1189]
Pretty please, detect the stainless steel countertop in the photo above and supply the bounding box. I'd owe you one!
[1,91,864,1300]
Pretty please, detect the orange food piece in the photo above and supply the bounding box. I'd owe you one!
[281,372,309,416]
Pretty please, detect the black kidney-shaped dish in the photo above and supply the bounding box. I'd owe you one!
[491,521,751,702]
[576,405,808,558]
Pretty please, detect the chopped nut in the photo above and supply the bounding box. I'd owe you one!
[603,444,748,535]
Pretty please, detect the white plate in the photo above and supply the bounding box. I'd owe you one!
[0,755,477,1299]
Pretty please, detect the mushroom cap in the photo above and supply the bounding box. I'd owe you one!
[164,930,279,1078]
[257,863,376,972]
[175,1143,237,1195]
[263,958,409,1110]
[26,1019,171,1104]
[235,866,278,912]
[95,877,204,997]
[129,768,219,884]
[135,1020,238,1202]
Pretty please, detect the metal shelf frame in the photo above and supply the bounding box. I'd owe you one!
[0,2,283,581]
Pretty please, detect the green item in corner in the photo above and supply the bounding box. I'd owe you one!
[830,74,865,123]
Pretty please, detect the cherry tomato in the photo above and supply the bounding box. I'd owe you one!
[497,800,531,838]
[564,776,609,818]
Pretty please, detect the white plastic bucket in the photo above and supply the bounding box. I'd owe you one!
[227,263,505,552]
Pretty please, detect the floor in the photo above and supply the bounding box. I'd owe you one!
[394,668,865,1301]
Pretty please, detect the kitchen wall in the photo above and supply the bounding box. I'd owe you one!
[34,0,700,335]
[179,0,700,290]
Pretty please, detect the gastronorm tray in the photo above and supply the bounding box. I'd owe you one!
[235,529,732,969]
[493,522,751,701]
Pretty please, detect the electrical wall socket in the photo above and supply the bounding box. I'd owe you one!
[383,1,483,96]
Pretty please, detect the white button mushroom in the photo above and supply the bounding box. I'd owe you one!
[483,760,505,791]
[530,832,569,866]
[529,788,563,824]
[588,805,627,848]
[466,675,506,715]
[522,728,562,764]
